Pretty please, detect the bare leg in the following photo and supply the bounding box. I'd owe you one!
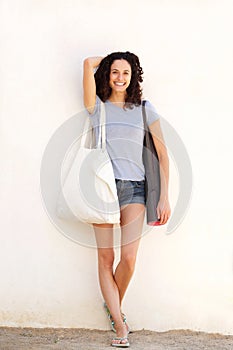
[114,203,145,306]
[94,223,128,343]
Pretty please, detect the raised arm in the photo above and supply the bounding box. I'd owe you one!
[83,56,103,114]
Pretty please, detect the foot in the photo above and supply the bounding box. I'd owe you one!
[111,336,130,347]
[104,302,131,334]
[112,323,129,347]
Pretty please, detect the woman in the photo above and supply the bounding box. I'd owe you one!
[83,52,171,348]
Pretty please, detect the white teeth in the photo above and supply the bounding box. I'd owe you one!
[115,82,125,86]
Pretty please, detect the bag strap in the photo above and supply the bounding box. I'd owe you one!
[99,101,106,150]
[142,100,148,132]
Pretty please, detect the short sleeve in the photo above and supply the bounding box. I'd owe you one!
[87,95,101,118]
[85,95,102,146]
[144,100,160,126]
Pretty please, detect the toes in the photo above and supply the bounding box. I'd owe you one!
[112,337,128,345]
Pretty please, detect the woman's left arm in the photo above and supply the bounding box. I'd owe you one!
[149,120,171,225]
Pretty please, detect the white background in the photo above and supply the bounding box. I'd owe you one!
[1,0,233,334]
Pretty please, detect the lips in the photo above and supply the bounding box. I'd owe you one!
[114,82,126,86]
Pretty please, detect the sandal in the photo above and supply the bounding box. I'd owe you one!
[111,336,130,348]
[104,302,116,332]
[121,312,131,334]
[104,302,131,334]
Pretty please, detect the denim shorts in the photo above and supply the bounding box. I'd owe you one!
[115,179,146,207]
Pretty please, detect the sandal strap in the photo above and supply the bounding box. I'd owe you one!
[104,302,114,322]
[105,303,127,322]
[121,313,127,323]
[104,302,116,332]
[104,302,130,334]
[113,337,128,341]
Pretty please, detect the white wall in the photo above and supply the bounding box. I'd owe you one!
[1,0,233,334]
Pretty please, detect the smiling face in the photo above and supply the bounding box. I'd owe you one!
[109,59,132,93]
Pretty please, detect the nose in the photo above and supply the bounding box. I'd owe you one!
[117,72,124,81]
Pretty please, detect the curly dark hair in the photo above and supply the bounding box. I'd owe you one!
[94,51,143,108]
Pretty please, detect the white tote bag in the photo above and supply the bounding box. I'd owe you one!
[56,102,120,224]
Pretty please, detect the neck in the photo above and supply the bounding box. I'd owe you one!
[109,91,126,103]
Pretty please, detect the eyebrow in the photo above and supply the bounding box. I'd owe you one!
[111,68,130,72]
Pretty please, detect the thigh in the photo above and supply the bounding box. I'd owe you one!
[120,203,145,247]
[93,223,114,249]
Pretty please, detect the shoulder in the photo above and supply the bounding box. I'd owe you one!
[142,99,160,125]
[143,99,158,112]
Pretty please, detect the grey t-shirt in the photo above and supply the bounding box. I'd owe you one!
[88,96,160,181]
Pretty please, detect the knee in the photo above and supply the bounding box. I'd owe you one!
[98,250,114,270]
[121,254,137,273]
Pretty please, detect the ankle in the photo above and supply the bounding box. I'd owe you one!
[114,321,128,337]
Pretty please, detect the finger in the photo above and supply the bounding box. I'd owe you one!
[161,211,169,225]
[156,207,160,221]
[160,211,165,224]
[163,212,170,224]
[163,215,168,224]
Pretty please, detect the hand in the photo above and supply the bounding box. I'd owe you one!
[83,56,104,69]
[156,197,171,225]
